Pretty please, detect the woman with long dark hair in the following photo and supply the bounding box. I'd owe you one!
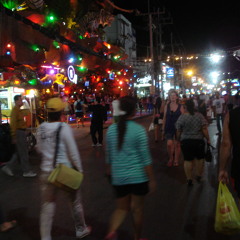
[175,99,211,186]
[104,96,156,240]
[162,90,184,167]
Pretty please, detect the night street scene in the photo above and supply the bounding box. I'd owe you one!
[1,0,240,240]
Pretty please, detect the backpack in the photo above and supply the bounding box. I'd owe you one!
[76,101,82,111]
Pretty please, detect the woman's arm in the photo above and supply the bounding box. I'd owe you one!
[162,105,167,130]
[144,164,156,193]
[219,113,232,183]
[137,127,156,192]
[202,125,210,144]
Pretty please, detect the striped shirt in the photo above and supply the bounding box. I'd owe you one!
[106,121,152,185]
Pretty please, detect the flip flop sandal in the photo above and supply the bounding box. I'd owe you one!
[0,220,17,232]
[173,162,179,167]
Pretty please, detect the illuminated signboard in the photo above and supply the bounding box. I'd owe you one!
[166,68,174,78]
[67,65,77,84]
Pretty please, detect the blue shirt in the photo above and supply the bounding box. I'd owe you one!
[106,121,152,185]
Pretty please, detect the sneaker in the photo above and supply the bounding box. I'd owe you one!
[92,144,97,147]
[23,171,37,177]
[1,166,14,177]
[96,143,103,147]
[76,226,91,238]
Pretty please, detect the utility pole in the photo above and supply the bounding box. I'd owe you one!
[157,11,172,99]
[171,32,176,89]
[148,0,155,95]
[138,1,164,95]
[157,10,163,99]
[148,0,153,62]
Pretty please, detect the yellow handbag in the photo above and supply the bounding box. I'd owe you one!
[47,124,84,192]
[48,163,83,192]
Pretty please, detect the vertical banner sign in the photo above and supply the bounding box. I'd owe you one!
[166,68,174,78]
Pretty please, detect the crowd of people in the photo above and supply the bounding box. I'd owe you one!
[1,89,240,239]
[148,90,236,186]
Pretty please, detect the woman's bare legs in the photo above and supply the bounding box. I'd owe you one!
[131,195,145,240]
[173,140,181,166]
[184,161,193,180]
[167,140,174,166]
[105,195,130,239]
[194,159,204,180]
[154,125,159,142]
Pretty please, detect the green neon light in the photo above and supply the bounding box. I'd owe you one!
[46,14,56,23]
[28,79,37,85]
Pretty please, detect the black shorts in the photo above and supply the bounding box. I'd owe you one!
[180,139,205,161]
[113,182,149,198]
[76,112,84,118]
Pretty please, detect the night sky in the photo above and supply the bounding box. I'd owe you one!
[114,0,240,55]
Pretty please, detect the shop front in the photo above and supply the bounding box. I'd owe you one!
[0,86,39,127]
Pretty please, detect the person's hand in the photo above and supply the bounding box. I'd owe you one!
[218,170,229,184]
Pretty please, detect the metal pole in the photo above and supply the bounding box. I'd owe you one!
[171,32,176,89]
[148,0,153,61]
[149,14,153,61]
[148,0,155,94]
[158,11,164,99]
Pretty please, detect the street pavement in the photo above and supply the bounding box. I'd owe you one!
[0,113,240,240]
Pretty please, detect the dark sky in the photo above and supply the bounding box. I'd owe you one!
[113,0,240,55]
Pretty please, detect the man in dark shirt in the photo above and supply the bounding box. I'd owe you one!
[219,106,240,200]
[88,97,107,147]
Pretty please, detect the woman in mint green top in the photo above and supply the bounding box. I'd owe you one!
[104,96,156,240]
[106,120,152,185]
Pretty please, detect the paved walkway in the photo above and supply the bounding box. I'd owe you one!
[1,115,238,240]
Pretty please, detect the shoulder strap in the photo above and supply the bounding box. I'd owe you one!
[53,123,63,167]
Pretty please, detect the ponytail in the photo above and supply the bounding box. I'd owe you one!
[117,115,127,150]
[117,96,136,150]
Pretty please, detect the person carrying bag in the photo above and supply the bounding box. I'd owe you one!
[36,97,91,240]
[47,123,83,192]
